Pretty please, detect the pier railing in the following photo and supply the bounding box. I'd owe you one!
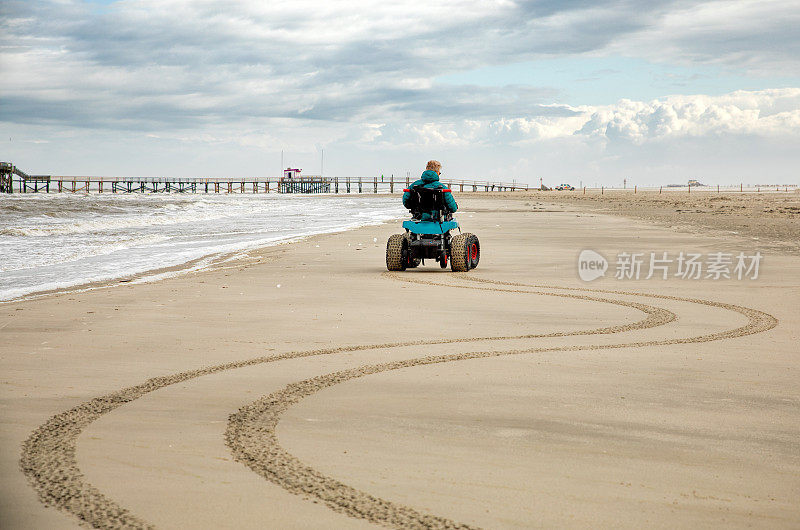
[0,166,529,194]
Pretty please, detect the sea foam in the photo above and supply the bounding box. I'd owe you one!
[0,193,404,301]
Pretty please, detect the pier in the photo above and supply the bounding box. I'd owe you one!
[0,164,528,194]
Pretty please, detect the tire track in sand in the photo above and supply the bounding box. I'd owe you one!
[224,274,776,529]
[20,275,771,529]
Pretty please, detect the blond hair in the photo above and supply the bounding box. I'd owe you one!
[425,160,442,173]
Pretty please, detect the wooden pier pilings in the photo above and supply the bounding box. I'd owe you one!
[0,162,13,193]
[279,178,331,193]
[0,164,530,194]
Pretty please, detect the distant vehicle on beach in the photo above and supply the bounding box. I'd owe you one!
[555,183,575,191]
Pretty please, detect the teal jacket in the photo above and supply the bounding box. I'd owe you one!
[402,170,458,220]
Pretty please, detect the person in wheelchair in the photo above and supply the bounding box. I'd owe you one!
[402,160,458,221]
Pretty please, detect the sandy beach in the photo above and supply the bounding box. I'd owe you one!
[519,189,800,254]
[1,193,799,529]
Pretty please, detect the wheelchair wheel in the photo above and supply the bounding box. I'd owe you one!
[465,233,480,269]
[450,234,470,272]
[386,234,408,271]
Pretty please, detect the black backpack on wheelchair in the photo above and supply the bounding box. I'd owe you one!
[403,185,453,222]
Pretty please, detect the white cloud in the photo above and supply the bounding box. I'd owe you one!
[578,88,800,142]
[366,89,800,147]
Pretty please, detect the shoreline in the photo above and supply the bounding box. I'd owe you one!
[5,189,799,305]
[0,198,405,304]
[0,220,403,305]
[4,189,799,306]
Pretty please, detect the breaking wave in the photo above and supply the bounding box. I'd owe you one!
[0,193,404,301]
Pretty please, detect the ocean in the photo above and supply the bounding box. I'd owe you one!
[0,193,405,301]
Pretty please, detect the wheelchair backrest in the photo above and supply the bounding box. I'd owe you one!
[404,185,452,220]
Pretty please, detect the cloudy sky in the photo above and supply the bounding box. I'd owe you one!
[1,0,799,185]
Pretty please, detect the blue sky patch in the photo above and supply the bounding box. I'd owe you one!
[437,56,800,105]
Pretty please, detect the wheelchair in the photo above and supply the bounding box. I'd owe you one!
[386,186,480,272]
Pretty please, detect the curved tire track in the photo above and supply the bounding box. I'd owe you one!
[19,275,773,529]
[225,276,777,529]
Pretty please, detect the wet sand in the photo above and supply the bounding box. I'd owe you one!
[1,193,799,528]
